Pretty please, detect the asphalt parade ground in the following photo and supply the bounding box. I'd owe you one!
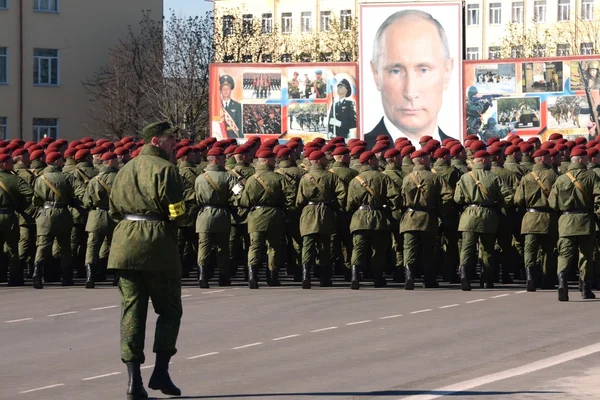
[2,277,599,399]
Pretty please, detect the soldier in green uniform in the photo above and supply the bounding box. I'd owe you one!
[0,154,34,285]
[288,71,301,99]
[346,151,401,289]
[62,148,77,174]
[401,146,416,175]
[559,144,571,175]
[115,147,131,169]
[503,145,526,179]
[296,150,345,288]
[514,149,559,292]
[12,148,37,279]
[196,148,236,288]
[32,152,79,288]
[519,143,535,173]
[109,121,185,399]
[176,146,199,279]
[587,148,600,287]
[450,144,470,174]
[82,152,118,289]
[454,150,513,290]
[314,70,327,98]
[548,147,600,301]
[382,148,406,282]
[29,150,47,176]
[239,150,296,288]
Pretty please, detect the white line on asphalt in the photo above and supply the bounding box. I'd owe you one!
[186,352,219,360]
[410,309,432,314]
[203,290,225,294]
[310,326,338,333]
[90,305,118,311]
[515,290,527,294]
[82,372,121,381]
[140,365,154,370]
[19,384,64,394]
[397,341,600,400]
[5,318,34,323]
[379,314,403,320]
[491,294,510,299]
[439,304,460,309]
[47,311,78,317]
[466,299,486,304]
[232,342,262,350]
[181,294,192,298]
[346,320,372,326]
[273,334,301,341]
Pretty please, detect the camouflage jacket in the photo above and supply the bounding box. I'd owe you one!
[195,163,236,233]
[33,165,78,235]
[0,169,33,228]
[514,164,558,235]
[178,160,199,228]
[227,163,255,224]
[83,166,117,233]
[69,161,98,224]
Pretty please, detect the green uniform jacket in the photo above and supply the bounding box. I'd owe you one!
[108,145,186,271]
[227,163,255,224]
[548,163,600,237]
[30,160,46,176]
[514,164,558,235]
[14,163,38,224]
[401,157,414,175]
[70,161,99,225]
[433,160,461,188]
[451,159,469,175]
[63,158,77,174]
[491,163,519,217]
[520,157,534,174]
[33,166,78,235]
[178,161,199,228]
[454,163,512,234]
[559,160,570,175]
[195,161,207,175]
[589,163,600,232]
[239,164,296,233]
[504,157,526,180]
[400,165,453,233]
[225,157,237,169]
[382,163,404,222]
[329,162,359,187]
[346,166,401,232]
[276,160,305,188]
[296,164,345,236]
[0,170,34,228]
[195,164,236,233]
[83,166,117,232]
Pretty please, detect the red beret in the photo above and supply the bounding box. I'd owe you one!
[0,154,11,163]
[588,148,599,158]
[376,135,389,142]
[101,152,117,161]
[450,144,465,157]
[5,143,19,151]
[30,150,45,161]
[333,147,349,156]
[548,133,563,141]
[400,145,416,157]
[102,142,115,150]
[195,144,207,153]
[372,143,388,154]
[422,143,435,154]
[470,140,487,152]
[176,146,192,159]
[587,140,599,149]
[286,141,299,149]
[75,144,87,151]
[121,136,134,144]
[312,137,326,145]
[384,148,400,159]
[91,147,106,155]
[277,147,292,158]
[350,146,366,156]
[114,147,128,156]
[23,141,37,149]
[304,148,317,158]
[555,143,567,152]
[488,146,503,156]
[322,144,336,153]
[556,138,568,145]
[527,137,541,144]
[74,149,89,161]
[575,137,587,146]
[123,142,135,151]
[359,150,375,164]
[532,149,549,158]
[64,148,77,158]
[571,147,588,157]
[329,137,345,144]
[308,150,325,161]
[419,135,433,144]
[465,134,479,141]
[0,140,8,148]
[504,145,520,156]
[395,137,409,144]
[519,143,534,153]
[46,152,62,163]
[548,148,559,157]
[233,146,249,155]
[80,137,94,144]
[541,141,555,150]
[395,141,410,150]
[131,148,142,158]
[565,141,576,150]
[433,147,450,159]
[0,148,10,155]
[224,145,238,155]
[256,150,274,159]
[39,137,54,144]
[304,142,318,149]
[473,150,490,159]
[486,137,500,146]
[68,140,81,149]
[207,148,224,157]
[288,137,302,143]
[441,138,454,146]
[411,150,428,159]
[12,148,28,158]
[113,142,124,148]
[95,139,109,146]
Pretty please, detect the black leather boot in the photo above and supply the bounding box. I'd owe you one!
[268,268,281,287]
[148,353,181,396]
[32,262,43,289]
[85,264,95,289]
[393,266,404,283]
[582,280,596,299]
[424,269,439,288]
[374,272,387,288]
[320,265,333,287]
[198,265,209,289]
[526,267,536,292]
[558,271,569,302]
[7,261,24,287]
[404,265,414,290]
[126,361,148,400]
[460,266,471,291]
[61,264,74,286]
[248,265,259,289]
[97,257,108,282]
[301,264,311,289]
[350,265,360,290]
[218,264,231,286]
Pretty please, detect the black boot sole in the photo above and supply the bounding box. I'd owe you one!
[582,292,596,299]
[249,281,258,289]
[558,288,569,302]
[460,278,471,291]
[199,281,209,289]
[302,281,311,289]
[350,281,359,290]
[85,281,95,289]
[526,280,536,292]
[320,280,333,287]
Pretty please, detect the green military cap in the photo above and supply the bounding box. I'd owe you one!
[141,121,179,142]
[220,75,235,90]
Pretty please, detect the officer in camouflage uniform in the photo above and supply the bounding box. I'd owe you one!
[382,148,406,282]
[503,145,526,179]
[519,143,535,173]
[548,147,600,301]
[514,149,559,292]
[296,150,345,288]
[176,146,199,278]
[82,151,119,289]
[347,151,401,289]
[29,150,47,176]
[314,70,327,99]
[288,72,301,99]
[450,144,470,174]
[239,150,296,288]
[109,122,185,399]
[62,149,77,174]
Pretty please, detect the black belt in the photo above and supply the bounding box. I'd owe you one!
[44,202,67,209]
[358,205,384,211]
[526,207,554,213]
[307,201,332,206]
[562,210,589,215]
[122,214,165,222]
[0,208,14,214]
[95,206,109,211]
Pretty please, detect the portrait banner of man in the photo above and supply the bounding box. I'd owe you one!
[359,2,463,147]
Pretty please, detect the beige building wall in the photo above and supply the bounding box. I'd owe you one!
[0,0,162,141]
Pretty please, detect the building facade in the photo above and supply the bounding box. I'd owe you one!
[0,0,162,141]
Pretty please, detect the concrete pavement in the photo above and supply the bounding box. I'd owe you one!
[1,278,599,399]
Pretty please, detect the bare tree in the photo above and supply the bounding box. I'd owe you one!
[498,19,556,59]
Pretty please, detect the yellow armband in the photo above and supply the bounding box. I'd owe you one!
[168,201,186,219]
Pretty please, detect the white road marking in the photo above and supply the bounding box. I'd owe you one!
[346,320,372,326]
[398,341,600,400]
[82,372,121,381]
[410,309,432,314]
[5,318,33,323]
[47,311,78,317]
[140,365,154,370]
[491,294,510,299]
[515,290,527,294]
[439,304,460,309]
[379,314,403,320]
[19,384,64,394]
[466,299,486,304]
[203,290,225,294]
[310,326,338,333]
[181,294,192,298]
[90,305,118,311]
[232,342,262,350]
[186,352,219,360]
[273,334,301,341]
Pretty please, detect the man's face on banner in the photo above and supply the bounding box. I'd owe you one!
[221,84,232,100]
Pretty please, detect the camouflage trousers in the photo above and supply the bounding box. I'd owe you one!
[19,224,36,263]
[85,225,114,266]
[302,233,331,267]
[118,270,182,364]
[35,233,72,268]
[557,235,594,282]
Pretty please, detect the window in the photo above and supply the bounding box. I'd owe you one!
[511,45,523,58]
[489,3,501,25]
[533,45,546,57]
[582,0,594,20]
[0,118,6,140]
[534,0,547,22]
[340,10,351,31]
[280,53,292,63]
[261,13,272,34]
[222,15,234,36]
[242,14,253,35]
[0,47,6,84]
[581,42,594,55]
[558,0,571,21]
[320,11,331,31]
[261,54,272,63]
[282,12,292,34]
[467,4,480,26]
[34,0,58,12]
[33,48,58,86]
[319,52,332,62]
[466,47,480,60]
[242,55,252,63]
[512,2,523,23]
[339,52,352,62]
[32,118,58,141]
[556,43,570,56]
[301,11,311,33]
[0,0,7,9]
[488,46,501,59]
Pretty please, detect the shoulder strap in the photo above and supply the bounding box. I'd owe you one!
[95,176,112,195]
[40,175,64,202]
[304,173,326,197]
[253,174,275,197]
[565,171,591,203]
[530,171,549,197]
[76,168,91,184]
[468,171,490,198]
[408,171,426,204]
[431,168,437,174]
[354,175,381,204]
[29,169,39,177]
[203,172,223,195]
[228,168,246,185]
[328,168,335,174]
[0,178,17,208]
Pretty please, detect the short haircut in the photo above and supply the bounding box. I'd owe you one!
[372,9,450,68]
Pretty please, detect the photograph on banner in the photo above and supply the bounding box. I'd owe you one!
[569,59,600,91]
[243,104,282,135]
[474,63,516,94]
[547,95,587,131]
[242,71,282,100]
[496,97,540,129]
[288,103,328,134]
[522,62,563,93]
[359,1,463,146]
[326,72,358,140]
[286,68,329,100]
